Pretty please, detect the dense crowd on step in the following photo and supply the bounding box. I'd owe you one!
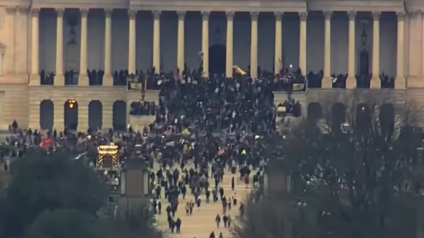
[39,67,396,89]
[153,74,279,134]
[147,113,266,237]
[130,100,157,116]
[127,67,306,122]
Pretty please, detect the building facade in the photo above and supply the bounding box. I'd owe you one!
[0,0,422,131]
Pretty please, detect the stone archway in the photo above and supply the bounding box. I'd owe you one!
[380,103,395,137]
[39,100,54,130]
[88,100,103,130]
[307,102,322,128]
[331,103,346,132]
[356,103,371,132]
[64,100,78,131]
[209,44,226,75]
[113,100,127,131]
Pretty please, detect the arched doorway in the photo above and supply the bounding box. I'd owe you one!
[39,100,54,130]
[64,100,78,131]
[380,103,395,137]
[307,103,322,128]
[331,103,346,132]
[356,103,371,133]
[209,44,226,75]
[113,100,127,131]
[88,100,103,130]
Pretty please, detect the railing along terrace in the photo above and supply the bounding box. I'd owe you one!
[40,70,54,85]
[88,69,104,86]
[125,69,307,92]
[65,71,79,85]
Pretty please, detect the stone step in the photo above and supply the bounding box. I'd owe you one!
[128,115,155,132]
[156,187,250,238]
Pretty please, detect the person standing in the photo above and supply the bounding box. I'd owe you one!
[215,214,221,227]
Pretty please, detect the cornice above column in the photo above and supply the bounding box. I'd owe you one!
[397,11,406,21]
[177,11,185,20]
[31,8,40,17]
[128,9,137,19]
[56,8,64,17]
[406,1,424,15]
[226,11,234,21]
[308,1,404,13]
[80,8,89,17]
[5,6,16,14]
[17,6,29,13]
[348,11,356,21]
[104,8,113,17]
[372,11,380,21]
[274,12,283,19]
[250,12,259,21]
[32,0,127,10]
[324,11,332,20]
[131,1,306,13]
[299,12,307,21]
[201,11,210,21]
[153,10,161,20]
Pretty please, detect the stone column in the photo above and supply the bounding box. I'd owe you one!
[396,12,406,89]
[274,12,282,75]
[323,11,332,89]
[412,11,422,82]
[55,8,65,86]
[202,11,210,77]
[250,12,258,79]
[15,7,29,76]
[102,101,113,130]
[128,10,137,75]
[5,7,15,74]
[177,11,185,75]
[53,101,65,132]
[28,102,40,130]
[371,11,381,89]
[78,103,89,132]
[226,11,234,78]
[79,8,89,86]
[104,9,113,86]
[29,8,40,86]
[421,11,424,81]
[299,12,307,74]
[153,11,161,73]
[347,11,356,89]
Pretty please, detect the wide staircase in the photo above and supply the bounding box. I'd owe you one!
[157,166,252,238]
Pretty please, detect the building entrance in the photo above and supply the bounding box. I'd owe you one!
[209,44,226,75]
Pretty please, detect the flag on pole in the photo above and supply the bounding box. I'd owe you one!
[233,65,247,76]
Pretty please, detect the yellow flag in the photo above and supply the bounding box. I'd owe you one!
[233,65,247,76]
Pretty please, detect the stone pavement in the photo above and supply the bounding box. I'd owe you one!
[156,165,252,238]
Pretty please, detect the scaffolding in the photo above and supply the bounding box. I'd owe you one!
[97,144,119,171]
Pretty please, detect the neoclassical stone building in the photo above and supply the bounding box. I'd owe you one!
[0,0,422,131]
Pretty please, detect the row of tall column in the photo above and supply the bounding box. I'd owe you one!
[29,8,113,86]
[344,12,406,89]
[324,11,405,89]
[28,8,406,89]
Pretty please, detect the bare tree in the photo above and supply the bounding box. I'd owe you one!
[236,91,424,238]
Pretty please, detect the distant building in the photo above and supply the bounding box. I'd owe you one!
[0,0,421,131]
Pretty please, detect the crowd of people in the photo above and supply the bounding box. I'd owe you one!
[4,63,308,238]
[88,69,105,86]
[130,100,157,116]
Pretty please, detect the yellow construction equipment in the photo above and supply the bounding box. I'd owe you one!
[97,144,119,171]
